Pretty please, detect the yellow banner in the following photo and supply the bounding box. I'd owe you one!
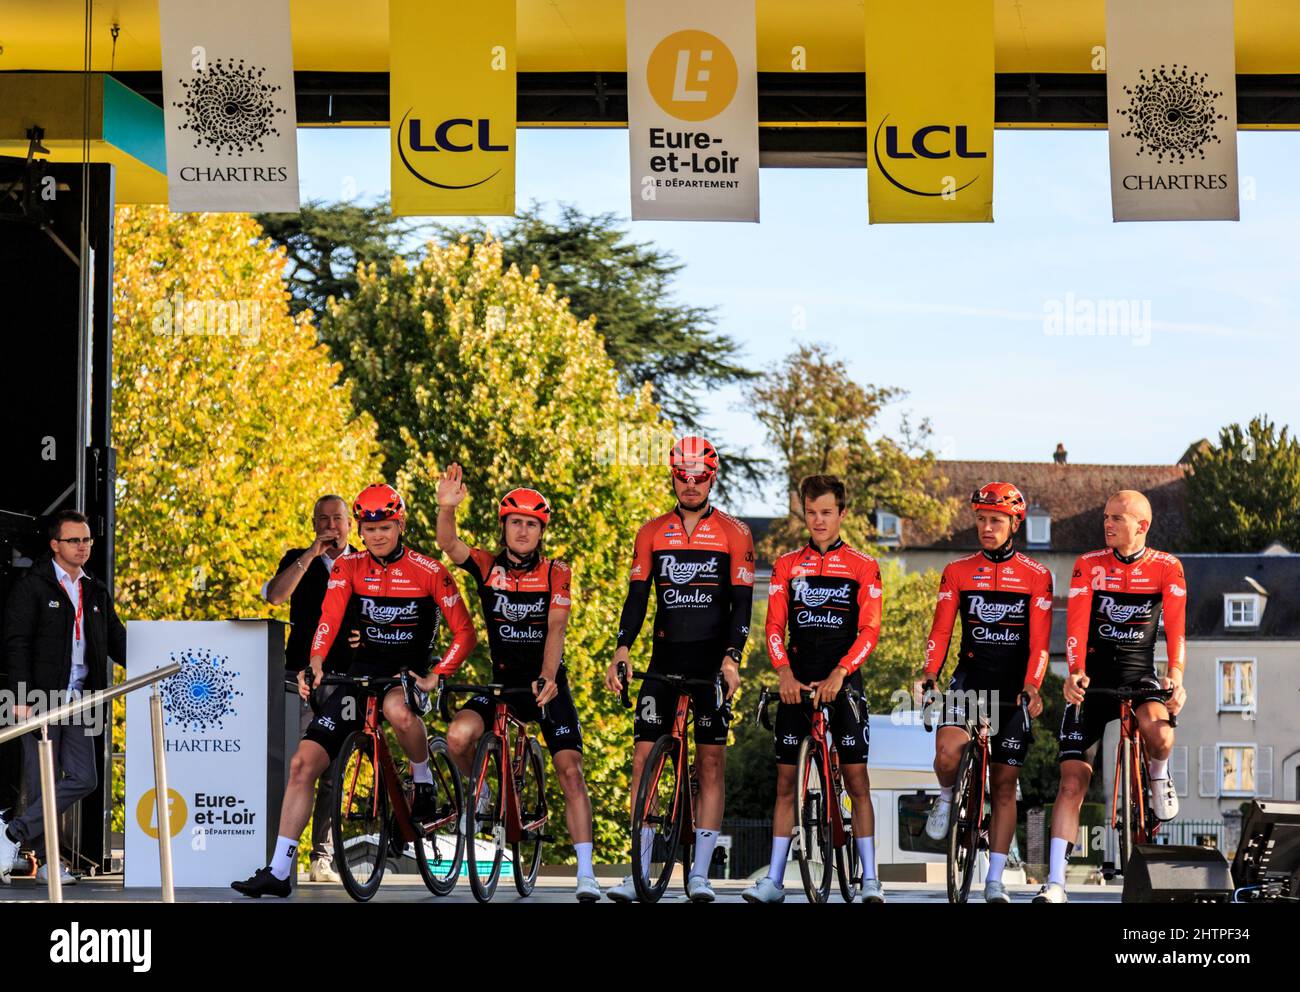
[390,0,515,216]
[864,0,994,223]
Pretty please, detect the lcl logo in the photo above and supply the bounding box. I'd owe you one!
[396,108,510,190]
[872,114,986,197]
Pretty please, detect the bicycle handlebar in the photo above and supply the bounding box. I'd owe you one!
[753,684,864,730]
[616,662,728,716]
[437,679,551,723]
[1079,684,1178,728]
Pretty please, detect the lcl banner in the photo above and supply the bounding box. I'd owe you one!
[1106,0,1239,222]
[864,0,994,223]
[390,0,516,216]
[626,0,760,222]
[159,0,300,212]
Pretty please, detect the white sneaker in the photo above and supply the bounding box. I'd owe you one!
[686,874,715,903]
[1151,777,1179,822]
[575,875,602,902]
[984,879,1010,904]
[606,875,639,903]
[0,817,17,884]
[36,862,76,886]
[741,876,785,904]
[309,856,338,882]
[460,787,495,835]
[1032,882,1068,904]
[925,798,951,841]
[860,878,886,903]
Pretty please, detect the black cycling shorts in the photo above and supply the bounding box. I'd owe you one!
[301,659,427,762]
[1057,670,1166,767]
[458,665,583,757]
[633,640,730,747]
[938,667,1033,767]
[773,683,870,766]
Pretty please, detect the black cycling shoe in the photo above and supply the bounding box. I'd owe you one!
[231,866,291,898]
[411,782,439,823]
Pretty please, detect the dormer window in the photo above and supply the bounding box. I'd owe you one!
[875,510,901,547]
[1224,594,1262,628]
[1025,505,1051,547]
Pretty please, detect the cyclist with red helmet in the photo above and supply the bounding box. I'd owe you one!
[919,482,1052,904]
[603,435,756,903]
[232,484,477,898]
[435,463,600,902]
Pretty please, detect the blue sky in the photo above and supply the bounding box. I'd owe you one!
[296,126,1299,515]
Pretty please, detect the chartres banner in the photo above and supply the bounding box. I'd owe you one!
[626,0,760,222]
[1106,0,1239,222]
[864,0,994,223]
[390,0,516,216]
[159,0,299,212]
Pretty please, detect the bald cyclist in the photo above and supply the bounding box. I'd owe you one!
[1035,490,1188,904]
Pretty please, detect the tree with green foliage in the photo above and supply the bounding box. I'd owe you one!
[1186,416,1300,551]
[744,343,957,556]
[322,233,675,858]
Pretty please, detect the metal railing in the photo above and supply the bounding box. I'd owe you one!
[0,663,181,903]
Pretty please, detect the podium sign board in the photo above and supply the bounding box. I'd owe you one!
[125,620,286,887]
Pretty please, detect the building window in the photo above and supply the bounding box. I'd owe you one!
[875,510,901,546]
[1219,745,1256,796]
[1217,659,1256,712]
[1224,594,1261,628]
[1025,506,1051,547]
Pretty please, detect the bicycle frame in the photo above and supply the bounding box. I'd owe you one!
[641,691,697,843]
[806,705,850,849]
[472,701,549,845]
[1109,699,1161,850]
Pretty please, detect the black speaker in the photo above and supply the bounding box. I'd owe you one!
[1122,844,1233,903]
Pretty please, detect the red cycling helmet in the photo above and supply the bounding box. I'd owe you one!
[353,484,406,524]
[499,487,551,526]
[669,435,719,481]
[970,482,1026,522]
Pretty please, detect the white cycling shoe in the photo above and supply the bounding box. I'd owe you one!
[0,816,17,884]
[606,875,639,903]
[575,875,602,902]
[860,878,886,903]
[1151,777,1180,822]
[984,879,1011,904]
[925,799,951,841]
[687,874,716,903]
[741,876,785,904]
[1032,882,1068,904]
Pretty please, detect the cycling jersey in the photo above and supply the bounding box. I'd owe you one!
[457,547,571,682]
[923,544,1053,691]
[311,544,476,676]
[617,505,755,653]
[1065,546,1186,680]
[765,538,883,682]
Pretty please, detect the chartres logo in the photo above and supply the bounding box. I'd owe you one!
[646,30,738,121]
[659,554,719,585]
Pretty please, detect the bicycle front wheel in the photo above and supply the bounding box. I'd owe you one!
[333,731,390,902]
[795,737,834,904]
[467,733,505,903]
[414,736,465,897]
[632,735,686,903]
[512,737,547,897]
[946,741,980,904]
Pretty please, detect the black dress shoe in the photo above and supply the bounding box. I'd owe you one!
[411,782,439,823]
[231,866,291,898]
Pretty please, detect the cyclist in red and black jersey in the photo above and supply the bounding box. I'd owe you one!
[435,463,600,903]
[603,436,755,903]
[1035,489,1187,904]
[919,482,1052,904]
[233,485,476,898]
[741,475,885,904]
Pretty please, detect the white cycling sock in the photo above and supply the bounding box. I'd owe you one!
[270,836,297,881]
[767,836,791,885]
[1049,837,1069,887]
[938,786,954,803]
[1147,757,1169,781]
[575,841,594,878]
[638,827,654,878]
[857,836,877,881]
[988,851,1008,884]
[690,829,718,880]
[410,760,433,785]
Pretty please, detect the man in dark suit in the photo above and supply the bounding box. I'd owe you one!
[1,510,126,884]
[261,494,355,882]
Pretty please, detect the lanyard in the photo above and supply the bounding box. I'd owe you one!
[65,575,84,643]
